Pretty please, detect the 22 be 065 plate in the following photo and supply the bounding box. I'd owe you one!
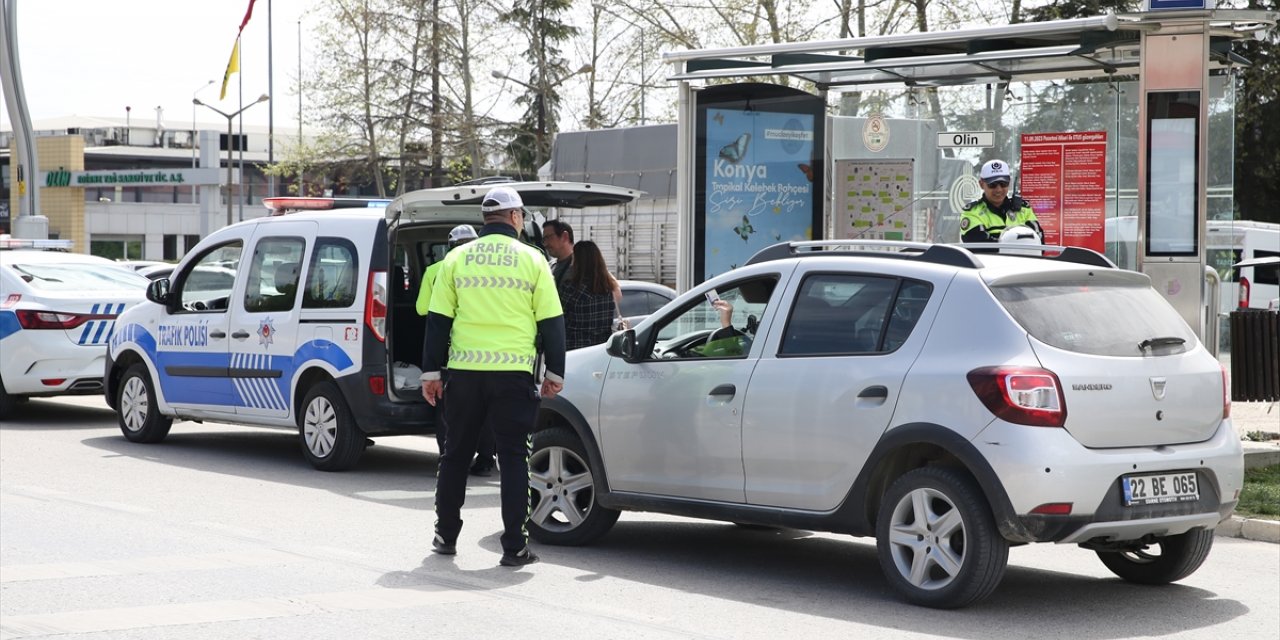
[1122,471,1199,506]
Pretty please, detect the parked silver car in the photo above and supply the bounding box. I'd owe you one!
[530,240,1242,608]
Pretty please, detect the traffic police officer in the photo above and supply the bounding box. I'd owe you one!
[420,186,566,567]
[416,224,478,315]
[960,159,1043,243]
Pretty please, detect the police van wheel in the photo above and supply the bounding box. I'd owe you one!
[527,427,619,546]
[117,364,173,443]
[298,382,365,471]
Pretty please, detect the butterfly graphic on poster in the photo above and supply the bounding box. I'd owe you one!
[713,112,725,126]
[797,163,814,182]
[733,215,756,241]
[719,133,751,164]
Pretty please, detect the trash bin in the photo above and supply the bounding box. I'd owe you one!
[1229,309,1279,402]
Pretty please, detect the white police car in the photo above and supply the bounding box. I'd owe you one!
[105,181,638,470]
[0,238,150,417]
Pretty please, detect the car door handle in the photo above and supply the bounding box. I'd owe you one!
[209,330,227,339]
[231,330,251,340]
[708,383,736,397]
[858,385,888,399]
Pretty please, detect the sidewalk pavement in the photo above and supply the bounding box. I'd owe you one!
[1224,401,1279,544]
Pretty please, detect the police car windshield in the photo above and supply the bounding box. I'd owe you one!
[9,262,149,291]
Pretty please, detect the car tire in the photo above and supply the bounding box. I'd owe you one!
[875,466,1009,609]
[116,364,173,443]
[298,381,365,471]
[1095,528,1214,585]
[527,426,619,546]
[0,377,21,419]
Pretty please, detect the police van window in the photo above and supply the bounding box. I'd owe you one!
[304,238,359,308]
[780,274,911,356]
[244,236,306,313]
[177,242,242,313]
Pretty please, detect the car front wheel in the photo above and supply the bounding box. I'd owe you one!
[117,364,173,443]
[298,381,365,471]
[876,466,1009,608]
[1095,528,1214,585]
[527,427,619,546]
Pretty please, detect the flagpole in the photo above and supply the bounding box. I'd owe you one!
[238,36,245,222]
[267,0,275,198]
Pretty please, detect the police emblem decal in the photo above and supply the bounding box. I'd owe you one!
[960,218,971,231]
[258,317,276,347]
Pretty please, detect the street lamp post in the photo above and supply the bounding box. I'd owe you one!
[491,65,592,176]
[194,94,270,227]
[190,80,215,204]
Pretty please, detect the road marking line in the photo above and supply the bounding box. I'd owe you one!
[0,587,488,638]
[0,549,307,583]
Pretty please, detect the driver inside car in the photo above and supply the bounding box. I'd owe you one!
[698,298,750,357]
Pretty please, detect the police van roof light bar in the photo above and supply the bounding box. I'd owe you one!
[263,197,392,214]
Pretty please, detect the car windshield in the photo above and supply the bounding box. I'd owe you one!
[991,282,1196,357]
[7,262,150,291]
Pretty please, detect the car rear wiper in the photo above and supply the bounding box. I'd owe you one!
[1138,336,1186,351]
[12,266,62,283]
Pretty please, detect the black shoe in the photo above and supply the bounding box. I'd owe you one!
[469,459,495,477]
[432,534,456,555]
[499,546,539,567]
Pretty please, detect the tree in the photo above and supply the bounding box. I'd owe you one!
[500,0,580,177]
[1231,0,1280,223]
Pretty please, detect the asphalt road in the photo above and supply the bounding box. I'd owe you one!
[2,396,1278,640]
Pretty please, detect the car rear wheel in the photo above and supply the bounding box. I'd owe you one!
[527,427,618,546]
[298,381,365,471]
[1095,528,1214,585]
[117,364,173,443]
[876,466,1009,609]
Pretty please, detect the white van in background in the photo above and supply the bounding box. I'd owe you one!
[1207,220,1279,312]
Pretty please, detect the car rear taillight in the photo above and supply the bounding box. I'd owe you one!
[1238,277,1250,309]
[16,310,92,330]
[1029,502,1073,515]
[364,271,387,342]
[967,366,1066,428]
[1221,364,1231,419]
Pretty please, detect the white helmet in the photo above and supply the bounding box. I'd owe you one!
[998,225,1042,255]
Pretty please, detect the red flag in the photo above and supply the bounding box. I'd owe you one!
[237,0,257,33]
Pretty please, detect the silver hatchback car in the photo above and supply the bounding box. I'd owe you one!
[530,240,1242,608]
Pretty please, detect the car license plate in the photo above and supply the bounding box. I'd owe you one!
[1122,472,1199,506]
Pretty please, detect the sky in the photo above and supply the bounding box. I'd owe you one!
[2,0,314,131]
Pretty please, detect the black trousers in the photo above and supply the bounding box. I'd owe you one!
[435,369,540,554]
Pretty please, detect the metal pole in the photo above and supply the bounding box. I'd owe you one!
[297,18,303,197]
[267,0,275,198]
[226,117,235,227]
[238,43,245,222]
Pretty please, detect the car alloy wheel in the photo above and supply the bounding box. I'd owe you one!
[530,444,596,532]
[526,426,619,545]
[120,375,151,433]
[303,395,338,458]
[886,486,968,591]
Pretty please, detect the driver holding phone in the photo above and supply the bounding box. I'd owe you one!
[700,290,749,357]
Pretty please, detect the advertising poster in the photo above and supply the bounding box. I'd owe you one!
[835,159,915,240]
[1019,131,1108,252]
[701,108,817,279]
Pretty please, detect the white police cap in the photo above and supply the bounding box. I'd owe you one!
[980,159,1012,183]
[448,224,478,243]
[480,186,524,213]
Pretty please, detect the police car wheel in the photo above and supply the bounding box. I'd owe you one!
[875,466,1008,609]
[0,377,23,419]
[298,382,365,471]
[117,364,173,444]
[527,426,619,546]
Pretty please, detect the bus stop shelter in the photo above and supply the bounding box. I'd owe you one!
[663,8,1277,346]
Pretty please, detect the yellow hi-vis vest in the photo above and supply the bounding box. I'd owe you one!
[415,261,443,316]
[427,233,562,373]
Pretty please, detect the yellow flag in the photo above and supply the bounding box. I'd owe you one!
[220,38,241,100]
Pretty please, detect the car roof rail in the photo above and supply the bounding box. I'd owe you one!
[949,243,1117,269]
[746,240,984,269]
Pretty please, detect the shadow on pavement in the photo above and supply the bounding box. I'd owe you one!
[521,520,1248,638]
[0,398,118,430]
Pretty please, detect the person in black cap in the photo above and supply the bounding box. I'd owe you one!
[959,159,1043,243]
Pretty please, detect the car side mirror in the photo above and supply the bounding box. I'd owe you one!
[146,278,172,305]
[606,328,639,362]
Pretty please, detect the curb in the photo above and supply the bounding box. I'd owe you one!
[1242,447,1280,470]
[1216,516,1280,544]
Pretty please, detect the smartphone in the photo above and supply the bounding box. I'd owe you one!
[704,290,721,304]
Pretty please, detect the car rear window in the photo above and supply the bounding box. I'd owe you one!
[991,282,1196,356]
[6,262,149,291]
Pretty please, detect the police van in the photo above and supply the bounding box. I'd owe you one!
[104,180,638,470]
